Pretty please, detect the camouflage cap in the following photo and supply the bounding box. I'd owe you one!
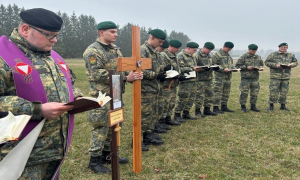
[278,42,288,47]
[96,21,117,30]
[169,39,182,48]
[149,29,166,40]
[248,44,258,50]
[224,41,234,48]
[20,8,63,32]
[161,40,169,48]
[186,42,199,48]
[204,42,215,50]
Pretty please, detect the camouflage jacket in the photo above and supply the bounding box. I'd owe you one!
[265,51,298,80]
[83,39,125,97]
[160,49,180,88]
[235,52,264,79]
[193,49,214,81]
[212,49,234,79]
[177,49,197,82]
[0,29,83,166]
[141,41,163,93]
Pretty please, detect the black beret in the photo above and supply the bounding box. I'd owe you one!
[248,44,258,50]
[204,42,215,50]
[186,42,199,48]
[169,39,182,48]
[224,41,234,48]
[161,40,169,48]
[97,21,117,30]
[149,29,166,40]
[278,42,288,47]
[20,8,63,32]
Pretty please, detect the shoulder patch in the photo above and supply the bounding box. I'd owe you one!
[89,56,96,64]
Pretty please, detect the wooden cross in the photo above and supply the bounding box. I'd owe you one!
[117,26,152,173]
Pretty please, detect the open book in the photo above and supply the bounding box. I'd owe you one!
[195,65,220,70]
[253,67,264,71]
[166,70,179,78]
[184,71,196,78]
[280,64,291,68]
[0,111,31,144]
[195,66,209,69]
[66,91,112,114]
[230,68,241,72]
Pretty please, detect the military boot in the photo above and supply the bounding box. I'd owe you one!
[280,104,290,111]
[154,123,167,133]
[267,103,274,112]
[221,105,235,112]
[143,132,164,146]
[88,156,111,173]
[213,106,224,114]
[158,118,171,130]
[203,107,218,116]
[250,104,260,112]
[241,105,247,113]
[182,110,197,120]
[195,108,205,118]
[131,139,149,151]
[100,151,129,164]
[167,115,181,125]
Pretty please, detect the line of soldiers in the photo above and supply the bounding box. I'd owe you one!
[82,22,298,174]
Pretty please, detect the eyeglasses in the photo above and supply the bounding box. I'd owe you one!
[29,25,59,40]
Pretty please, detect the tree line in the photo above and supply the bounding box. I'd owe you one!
[0,4,191,58]
[1,4,300,60]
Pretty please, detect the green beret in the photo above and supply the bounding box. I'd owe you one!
[224,41,234,48]
[248,44,258,50]
[186,42,199,48]
[161,40,169,48]
[97,21,117,30]
[149,29,166,40]
[169,39,182,48]
[204,42,215,50]
[20,8,63,32]
[278,42,288,47]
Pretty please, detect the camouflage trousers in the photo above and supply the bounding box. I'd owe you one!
[88,103,112,157]
[213,78,231,106]
[268,78,289,104]
[162,84,177,118]
[239,78,260,105]
[19,161,60,180]
[194,80,214,109]
[174,81,197,113]
[158,83,164,119]
[141,92,158,132]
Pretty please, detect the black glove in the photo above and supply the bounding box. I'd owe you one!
[205,68,210,71]
[164,65,176,71]
[157,72,166,82]
[183,70,191,75]
[178,75,186,81]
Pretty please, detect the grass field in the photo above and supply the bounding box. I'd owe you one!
[60,59,300,180]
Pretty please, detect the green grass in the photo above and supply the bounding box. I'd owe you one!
[60,59,300,180]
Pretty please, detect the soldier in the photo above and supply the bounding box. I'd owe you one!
[156,40,169,52]
[0,8,83,179]
[193,42,218,117]
[155,40,170,133]
[141,29,166,150]
[174,42,200,121]
[265,43,298,111]
[236,44,263,112]
[159,39,183,127]
[212,41,235,113]
[83,21,142,173]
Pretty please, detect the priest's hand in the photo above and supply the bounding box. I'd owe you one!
[42,102,74,119]
[247,66,254,70]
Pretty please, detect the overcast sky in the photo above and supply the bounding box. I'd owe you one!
[2,0,300,51]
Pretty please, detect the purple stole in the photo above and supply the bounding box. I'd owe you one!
[0,35,74,179]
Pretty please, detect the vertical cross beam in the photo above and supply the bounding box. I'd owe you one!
[117,26,151,173]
